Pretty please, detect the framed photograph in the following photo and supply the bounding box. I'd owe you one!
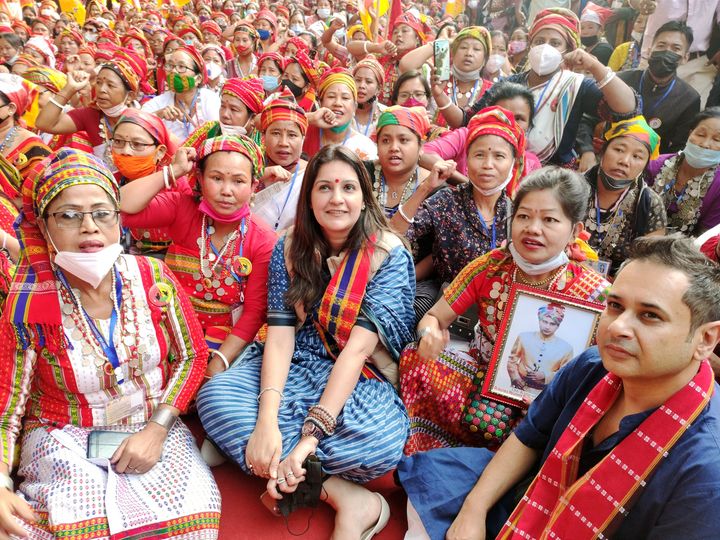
[482,284,604,407]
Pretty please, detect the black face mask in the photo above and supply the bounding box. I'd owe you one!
[581,35,599,47]
[282,79,303,98]
[648,50,682,78]
[598,167,635,191]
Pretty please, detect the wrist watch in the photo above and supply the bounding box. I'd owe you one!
[301,421,325,442]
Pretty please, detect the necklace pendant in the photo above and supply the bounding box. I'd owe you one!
[203,277,214,290]
[391,191,398,200]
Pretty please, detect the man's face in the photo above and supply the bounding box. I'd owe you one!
[651,30,689,59]
[539,316,560,338]
[597,260,702,383]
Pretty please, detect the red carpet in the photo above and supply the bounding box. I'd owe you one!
[185,415,408,539]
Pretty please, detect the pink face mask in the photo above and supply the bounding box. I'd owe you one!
[199,200,251,223]
[401,97,426,108]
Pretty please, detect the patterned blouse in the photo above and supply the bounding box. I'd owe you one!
[407,182,512,285]
[583,167,667,275]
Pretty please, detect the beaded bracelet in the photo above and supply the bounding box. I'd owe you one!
[307,405,337,434]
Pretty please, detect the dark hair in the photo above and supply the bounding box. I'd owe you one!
[285,145,394,311]
[0,33,23,49]
[391,70,431,105]
[689,106,720,132]
[619,234,720,333]
[652,20,694,50]
[436,21,457,39]
[513,166,590,224]
[483,81,536,129]
[490,30,507,44]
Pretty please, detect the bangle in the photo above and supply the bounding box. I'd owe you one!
[48,97,66,109]
[209,349,230,371]
[257,386,284,403]
[301,420,326,441]
[162,166,170,190]
[437,100,453,111]
[149,407,177,431]
[417,326,432,340]
[397,204,414,224]
[596,68,616,89]
[363,41,369,54]
[1,231,6,251]
[169,164,177,186]
[0,473,12,491]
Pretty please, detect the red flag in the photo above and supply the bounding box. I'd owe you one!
[387,0,402,39]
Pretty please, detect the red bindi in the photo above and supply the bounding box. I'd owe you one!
[335,178,340,183]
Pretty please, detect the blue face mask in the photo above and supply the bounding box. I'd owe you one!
[257,28,271,40]
[290,24,304,34]
[683,141,720,169]
[261,74,280,92]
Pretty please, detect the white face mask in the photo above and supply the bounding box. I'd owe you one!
[452,65,481,82]
[528,43,563,76]
[485,53,506,73]
[508,241,570,276]
[317,8,331,19]
[52,241,124,289]
[472,161,514,197]
[220,122,247,136]
[467,0,479,7]
[84,31,98,42]
[98,103,127,118]
[206,61,223,80]
[631,31,643,43]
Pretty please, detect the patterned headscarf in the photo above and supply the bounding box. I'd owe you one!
[529,8,581,51]
[177,25,202,42]
[603,115,660,161]
[23,66,67,94]
[115,109,179,167]
[538,303,565,325]
[191,135,264,183]
[201,20,222,37]
[2,149,119,351]
[255,9,277,31]
[0,74,40,116]
[174,45,208,85]
[222,77,265,114]
[466,106,526,194]
[234,20,259,40]
[347,24,365,40]
[392,13,429,45]
[202,43,227,64]
[24,36,56,69]
[0,153,22,199]
[258,51,284,72]
[260,93,308,136]
[352,55,385,86]
[318,67,357,101]
[113,48,154,94]
[98,58,139,94]
[288,50,321,87]
[281,36,309,56]
[59,28,83,45]
[374,106,431,141]
[98,28,120,46]
[121,28,151,56]
[451,26,492,57]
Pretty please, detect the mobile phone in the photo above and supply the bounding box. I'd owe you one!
[260,491,282,517]
[434,39,451,81]
[87,430,132,460]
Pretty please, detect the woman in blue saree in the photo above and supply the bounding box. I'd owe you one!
[197,144,415,539]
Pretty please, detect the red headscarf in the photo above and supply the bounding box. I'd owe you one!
[529,8,581,51]
[392,13,430,45]
[121,28,151,56]
[222,77,265,114]
[201,20,222,37]
[115,109,179,166]
[175,45,208,85]
[258,51,284,72]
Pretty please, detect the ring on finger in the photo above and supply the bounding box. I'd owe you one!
[277,477,286,485]
[286,471,295,478]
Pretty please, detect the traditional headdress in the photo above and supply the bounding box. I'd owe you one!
[317,67,357,101]
[374,106,431,141]
[529,8,581,51]
[201,20,222,37]
[451,26,492,57]
[538,303,566,325]
[352,56,384,86]
[260,93,308,136]
[257,51,284,72]
[190,135,264,183]
[22,66,67,94]
[392,13,429,45]
[222,77,265,114]
[114,109,179,167]
[288,50,321,87]
[0,73,40,116]
[603,115,660,161]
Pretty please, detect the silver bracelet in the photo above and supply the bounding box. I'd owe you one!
[162,166,170,190]
[257,386,284,403]
[209,349,229,371]
[149,407,177,431]
[596,68,616,89]
[437,100,453,111]
[48,97,66,109]
[363,41,369,54]
[397,204,415,224]
[417,326,432,340]
[0,473,12,491]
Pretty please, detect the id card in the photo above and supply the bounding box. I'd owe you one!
[585,259,611,277]
[105,394,143,425]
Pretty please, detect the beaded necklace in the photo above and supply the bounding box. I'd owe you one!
[194,214,247,301]
[372,161,419,209]
[513,265,565,290]
[0,125,18,155]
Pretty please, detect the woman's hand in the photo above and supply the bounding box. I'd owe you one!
[381,40,397,57]
[563,49,602,77]
[110,423,167,474]
[445,506,486,540]
[0,488,37,538]
[259,165,293,185]
[64,69,90,94]
[155,106,186,122]
[246,420,283,479]
[170,146,197,178]
[417,326,450,362]
[423,159,457,191]
[430,72,448,100]
[265,436,317,499]
[311,107,338,129]
[329,17,345,32]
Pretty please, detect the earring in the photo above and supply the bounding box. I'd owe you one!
[361,203,366,210]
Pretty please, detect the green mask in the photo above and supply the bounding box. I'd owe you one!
[329,120,352,134]
[167,72,198,93]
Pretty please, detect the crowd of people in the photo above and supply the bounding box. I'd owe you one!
[0,0,719,538]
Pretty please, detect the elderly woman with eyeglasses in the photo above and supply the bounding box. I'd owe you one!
[142,45,221,140]
[0,148,220,539]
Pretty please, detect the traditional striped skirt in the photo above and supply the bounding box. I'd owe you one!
[196,342,409,483]
[15,420,221,539]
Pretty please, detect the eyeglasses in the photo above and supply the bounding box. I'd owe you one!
[110,138,157,151]
[397,91,428,101]
[165,63,196,74]
[49,209,120,229]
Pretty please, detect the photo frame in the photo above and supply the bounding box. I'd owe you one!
[482,284,604,407]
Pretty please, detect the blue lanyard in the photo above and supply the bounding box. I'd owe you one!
[59,267,123,384]
[533,77,553,112]
[639,73,676,118]
[181,89,200,137]
[355,102,374,137]
[476,209,496,249]
[273,165,300,230]
[207,217,246,283]
[319,127,351,146]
